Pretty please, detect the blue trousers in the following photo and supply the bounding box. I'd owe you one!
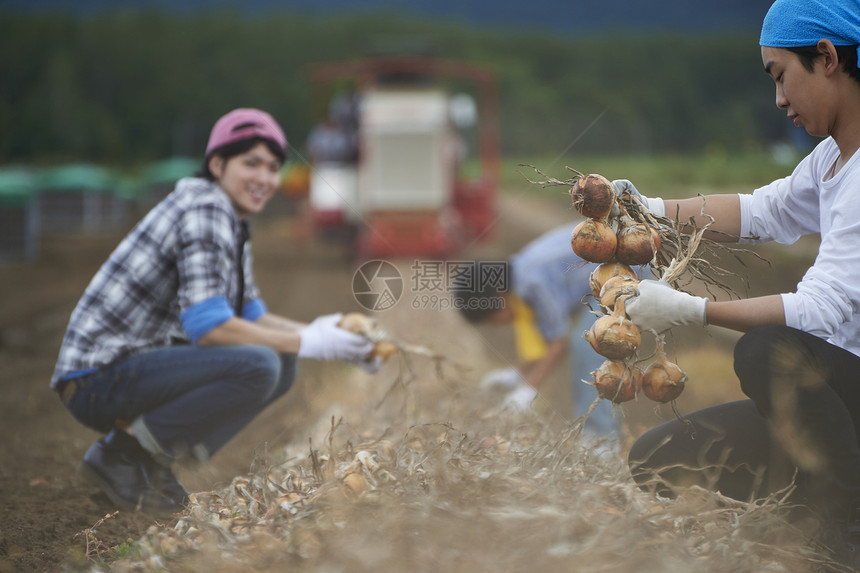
[63,345,296,463]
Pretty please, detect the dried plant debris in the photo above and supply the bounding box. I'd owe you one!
[105,411,843,573]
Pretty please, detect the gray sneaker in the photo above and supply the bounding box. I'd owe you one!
[80,436,181,514]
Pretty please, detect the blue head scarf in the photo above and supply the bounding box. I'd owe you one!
[760,0,860,66]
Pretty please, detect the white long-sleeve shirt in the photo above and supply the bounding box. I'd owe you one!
[739,137,860,355]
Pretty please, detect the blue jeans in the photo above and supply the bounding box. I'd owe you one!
[570,312,617,437]
[63,345,296,462]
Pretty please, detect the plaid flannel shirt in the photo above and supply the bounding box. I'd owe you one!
[51,177,264,388]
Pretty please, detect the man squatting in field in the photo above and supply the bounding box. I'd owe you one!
[621,0,860,563]
[50,108,381,513]
[453,224,621,441]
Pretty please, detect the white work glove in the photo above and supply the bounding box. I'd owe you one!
[625,280,707,333]
[612,179,666,217]
[502,383,538,413]
[480,367,522,391]
[297,313,375,362]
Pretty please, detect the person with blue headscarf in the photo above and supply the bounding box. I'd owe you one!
[612,0,860,566]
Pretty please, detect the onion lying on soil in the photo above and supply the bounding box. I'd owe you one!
[641,336,687,403]
[589,262,638,299]
[590,359,641,403]
[571,219,617,263]
[584,298,641,360]
[570,174,616,219]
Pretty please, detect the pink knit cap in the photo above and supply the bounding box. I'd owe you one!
[205,108,287,156]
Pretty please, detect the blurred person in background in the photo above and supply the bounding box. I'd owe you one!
[306,93,360,165]
[620,0,860,564]
[306,115,356,165]
[51,108,379,514]
[453,223,620,442]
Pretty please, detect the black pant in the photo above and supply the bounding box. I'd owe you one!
[629,325,860,520]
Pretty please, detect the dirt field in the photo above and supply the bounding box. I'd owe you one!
[0,190,813,572]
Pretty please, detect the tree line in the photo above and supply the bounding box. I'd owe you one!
[0,9,791,167]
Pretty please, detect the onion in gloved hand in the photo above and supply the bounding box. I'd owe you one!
[338,312,400,363]
[298,313,375,362]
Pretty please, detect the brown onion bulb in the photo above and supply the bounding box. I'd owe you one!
[570,174,616,219]
[641,339,687,403]
[339,313,399,361]
[590,359,641,403]
[371,340,399,360]
[589,262,638,299]
[598,275,640,309]
[583,298,641,360]
[571,219,617,263]
[616,222,661,266]
[339,312,375,334]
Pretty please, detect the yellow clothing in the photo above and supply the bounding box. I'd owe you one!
[510,294,548,363]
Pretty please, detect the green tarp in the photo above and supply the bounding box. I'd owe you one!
[0,167,37,205]
[37,164,116,193]
[141,157,198,187]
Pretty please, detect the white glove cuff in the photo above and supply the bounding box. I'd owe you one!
[297,327,321,359]
[645,196,666,218]
[689,297,708,327]
[665,285,707,328]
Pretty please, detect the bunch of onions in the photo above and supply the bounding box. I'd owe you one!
[598,275,640,309]
[641,336,687,403]
[584,297,641,360]
[590,359,641,403]
[338,313,399,360]
[568,173,663,266]
[570,173,616,219]
[571,218,617,263]
[589,262,638,299]
[562,171,690,405]
[615,208,661,266]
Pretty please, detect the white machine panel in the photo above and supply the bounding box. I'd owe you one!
[359,89,453,211]
[309,162,360,221]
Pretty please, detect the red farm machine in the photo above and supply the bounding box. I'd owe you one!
[304,55,500,259]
